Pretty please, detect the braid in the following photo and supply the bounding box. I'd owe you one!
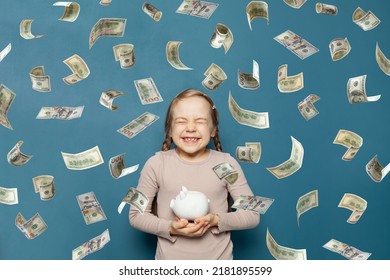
[161,136,172,151]
[213,129,222,152]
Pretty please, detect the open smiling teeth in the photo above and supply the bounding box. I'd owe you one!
[183,137,198,142]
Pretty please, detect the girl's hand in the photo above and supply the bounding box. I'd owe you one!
[194,213,219,228]
[169,217,210,237]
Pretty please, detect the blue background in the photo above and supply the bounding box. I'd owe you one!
[0,0,389,260]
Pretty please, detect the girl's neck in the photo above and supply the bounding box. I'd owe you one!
[174,148,211,162]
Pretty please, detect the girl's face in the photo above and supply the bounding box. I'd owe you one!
[170,96,216,162]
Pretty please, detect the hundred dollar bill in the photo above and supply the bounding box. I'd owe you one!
[61,145,104,170]
[316,3,338,16]
[266,228,307,260]
[142,2,162,22]
[246,1,269,30]
[203,63,227,90]
[72,229,110,260]
[338,193,367,224]
[274,30,318,60]
[298,94,320,120]
[296,190,318,226]
[32,175,55,201]
[232,194,274,214]
[0,186,18,205]
[99,89,126,110]
[63,54,90,84]
[0,43,11,62]
[333,129,362,161]
[113,43,135,69]
[76,191,107,225]
[15,212,48,239]
[166,41,193,70]
[0,83,16,130]
[118,187,149,214]
[109,153,139,179]
[228,92,269,129]
[283,0,307,9]
[329,38,351,61]
[53,2,80,22]
[176,0,218,19]
[375,42,390,76]
[366,154,390,183]
[210,23,233,54]
[30,66,51,92]
[134,77,163,105]
[267,136,304,179]
[20,19,44,39]
[238,60,260,90]
[89,18,126,49]
[36,106,84,120]
[236,142,261,163]
[347,75,380,104]
[323,239,371,260]
[7,140,33,167]
[352,7,380,31]
[277,64,304,93]
[213,162,239,185]
[117,112,159,139]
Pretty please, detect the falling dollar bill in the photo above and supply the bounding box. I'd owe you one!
[36,106,84,120]
[366,154,390,183]
[329,38,351,61]
[113,43,135,69]
[352,7,380,31]
[32,175,56,201]
[53,2,80,22]
[109,153,139,179]
[99,0,112,6]
[338,193,367,224]
[238,60,260,90]
[274,30,319,60]
[210,23,233,54]
[246,1,269,30]
[118,187,149,214]
[347,75,381,104]
[0,83,16,130]
[61,145,104,170]
[212,162,239,185]
[375,42,390,76]
[72,229,110,260]
[298,94,320,120]
[134,77,163,105]
[283,0,307,9]
[236,142,261,163]
[117,112,159,139]
[277,64,304,93]
[176,0,219,19]
[99,89,126,110]
[266,228,307,260]
[203,63,227,90]
[30,66,51,92]
[7,140,33,167]
[15,212,48,239]
[296,190,318,226]
[142,2,162,22]
[19,19,44,39]
[166,41,193,70]
[0,43,11,62]
[63,54,90,84]
[333,129,363,161]
[315,3,338,15]
[232,194,274,214]
[323,239,371,260]
[267,136,304,179]
[76,191,107,225]
[0,186,18,205]
[89,18,126,49]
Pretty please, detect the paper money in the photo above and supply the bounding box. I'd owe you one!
[63,54,90,84]
[61,146,104,170]
[238,60,260,90]
[89,18,126,49]
[0,83,16,130]
[99,89,126,110]
[266,228,307,260]
[7,140,33,167]
[228,92,269,129]
[352,7,380,31]
[296,190,318,226]
[19,19,44,39]
[298,94,320,120]
[109,153,139,179]
[267,136,304,179]
[166,41,193,70]
[29,66,51,92]
[36,106,84,120]
[0,43,11,62]
[53,2,80,22]
[347,75,381,104]
[210,23,233,54]
[283,0,307,9]
[72,229,110,260]
[15,212,48,239]
[32,175,55,201]
[113,43,135,69]
[212,162,239,184]
[329,38,351,61]
[375,42,390,76]
[236,142,261,163]
[277,64,304,93]
[0,186,18,205]
[333,129,362,161]
[338,193,367,224]
[176,0,218,19]
[117,112,159,139]
[118,187,149,214]
[134,77,163,105]
[203,63,227,90]
[76,191,107,225]
[323,239,371,260]
[274,30,319,60]
[366,155,390,183]
[232,194,274,214]
[246,1,269,30]
[142,2,162,22]
[316,3,338,16]
[100,0,112,6]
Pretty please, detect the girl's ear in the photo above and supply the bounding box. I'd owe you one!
[210,126,217,138]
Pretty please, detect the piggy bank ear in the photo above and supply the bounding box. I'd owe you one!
[179,190,186,200]
[181,186,188,192]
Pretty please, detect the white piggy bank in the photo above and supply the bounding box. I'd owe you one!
[170,186,210,220]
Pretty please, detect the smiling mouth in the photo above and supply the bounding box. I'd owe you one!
[182,137,199,143]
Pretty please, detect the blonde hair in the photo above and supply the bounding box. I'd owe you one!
[161,88,222,152]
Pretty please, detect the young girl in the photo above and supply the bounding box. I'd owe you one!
[129,88,260,259]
